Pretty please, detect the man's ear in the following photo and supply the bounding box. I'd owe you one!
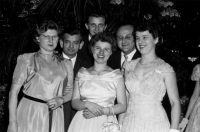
[154,37,159,45]
[36,37,40,42]
[85,23,89,30]
[60,39,63,48]
[79,41,84,50]
[104,24,107,31]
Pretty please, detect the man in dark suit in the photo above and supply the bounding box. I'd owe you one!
[108,24,140,69]
[80,10,107,64]
[59,28,91,132]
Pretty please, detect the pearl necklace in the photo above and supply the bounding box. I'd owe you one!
[92,66,109,75]
[139,57,158,66]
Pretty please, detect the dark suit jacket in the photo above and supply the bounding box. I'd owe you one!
[60,52,91,132]
[79,34,94,65]
[108,49,141,70]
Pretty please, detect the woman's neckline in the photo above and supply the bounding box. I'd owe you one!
[139,57,158,66]
[83,67,119,76]
[92,66,110,76]
[38,51,55,61]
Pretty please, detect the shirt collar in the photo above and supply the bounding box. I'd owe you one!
[88,34,92,41]
[121,49,136,61]
[62,52,77,67]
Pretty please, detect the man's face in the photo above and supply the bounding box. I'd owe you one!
[116,25,135,55]
[60,33,83,58]
[85,16,107,36]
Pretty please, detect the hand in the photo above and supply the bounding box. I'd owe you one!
[179,118,188,132]
[85,102,103,116]
[47,97,63,110]
[83,109,96,119]
[7,121,17,132]
[63,86,72,95]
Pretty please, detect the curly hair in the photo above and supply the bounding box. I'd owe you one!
[33,18,60,44]
[34,18,60,37]
[89,32,117,53]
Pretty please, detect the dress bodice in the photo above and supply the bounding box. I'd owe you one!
[75,68,123,107]
[125,58,174,103]
[12,52,73,100]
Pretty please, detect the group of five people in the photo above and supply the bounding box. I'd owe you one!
[7,11,200,132]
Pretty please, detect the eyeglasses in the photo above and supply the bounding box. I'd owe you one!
[41,34,59,41]
[117,34,133,41]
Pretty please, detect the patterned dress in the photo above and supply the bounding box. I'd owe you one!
[121,58,172,132]
[68,68,123,132]
[12,52,73,132]
[185,64,200,132]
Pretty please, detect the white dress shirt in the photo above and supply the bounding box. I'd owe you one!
[62,53,77,68]
[121,49,136,66]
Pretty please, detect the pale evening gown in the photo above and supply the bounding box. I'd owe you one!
[185,64,200,132]
[12,52,73,132]
[121,58,172,132]
[68,68,123,132]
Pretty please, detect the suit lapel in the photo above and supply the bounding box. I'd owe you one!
[131,51,141,60]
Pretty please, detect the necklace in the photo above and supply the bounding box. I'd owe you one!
[92,66,109,75]
[139,57,158,66]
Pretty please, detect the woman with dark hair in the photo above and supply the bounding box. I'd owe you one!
[119,22,181,132]
[67,32,127,132]
[7,19,73,132]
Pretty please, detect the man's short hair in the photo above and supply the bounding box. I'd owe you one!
[60,27,82,41]
[86,10,107,24]
[116,22,134,36]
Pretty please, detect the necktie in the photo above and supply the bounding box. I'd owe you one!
[66,58,73,68]
[63,59,73,95]
[121,55,128,74]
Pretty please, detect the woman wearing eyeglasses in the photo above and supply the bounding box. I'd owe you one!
[7,19,73,132]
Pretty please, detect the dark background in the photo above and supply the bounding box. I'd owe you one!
[0,0,200,131]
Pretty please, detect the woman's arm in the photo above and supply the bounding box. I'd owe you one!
[164,72,181,130]
[47,61,74,110]
[185,81,200,119]
[108,79,127,115]
[7,84,22,132]
[72,80,103,116]
[118,89,129,125]
[179,81,200,132]
[83,79,127,119]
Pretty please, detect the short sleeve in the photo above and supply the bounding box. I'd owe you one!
[75,67,85,81]
[12,55,28,85]
[162,63,174,73]
[191,64,200,81]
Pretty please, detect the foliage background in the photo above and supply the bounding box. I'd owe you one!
[0,0,200,131]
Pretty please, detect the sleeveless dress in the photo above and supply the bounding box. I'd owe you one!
[12,52,73,132]
[121,58,172,132]
[68,68,123,132]
[185,64,200,132]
